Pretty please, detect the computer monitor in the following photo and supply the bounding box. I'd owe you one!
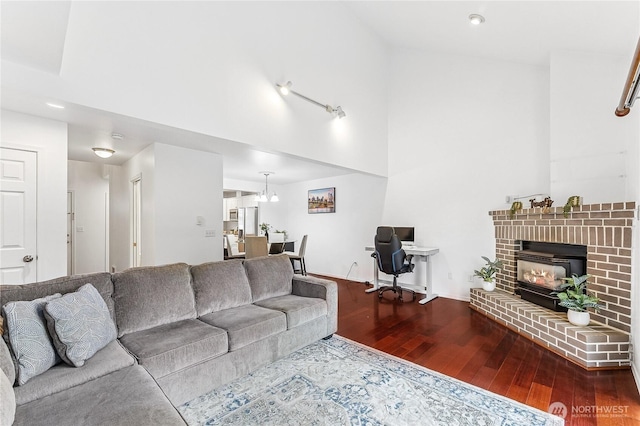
[393,227,415,244]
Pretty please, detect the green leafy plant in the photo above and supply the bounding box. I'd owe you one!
[259,223,271,234]
[473,256,504,282]
[562,195,581,218]
[509,201,523,219]
[551,274,604,312]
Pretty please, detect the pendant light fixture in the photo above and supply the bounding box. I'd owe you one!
[255,171,279,202]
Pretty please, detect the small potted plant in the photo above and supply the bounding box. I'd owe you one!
[473,256,504,291]
[562,195,581,218]
[552,274,603,326]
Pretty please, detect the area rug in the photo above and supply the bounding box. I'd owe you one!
[179,335,563,425]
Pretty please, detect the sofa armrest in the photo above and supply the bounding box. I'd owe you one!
[291,276,338,336]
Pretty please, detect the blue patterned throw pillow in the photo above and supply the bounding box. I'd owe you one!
[2,294,62,385]
[43,284,117,367]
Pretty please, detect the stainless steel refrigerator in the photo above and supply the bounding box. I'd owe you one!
[237,207,258,239]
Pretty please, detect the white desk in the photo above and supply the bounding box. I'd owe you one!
[364,245,440,305]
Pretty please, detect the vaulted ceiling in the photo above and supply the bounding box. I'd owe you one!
[2,1,638,185]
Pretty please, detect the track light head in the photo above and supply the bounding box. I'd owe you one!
[277,81,292,96]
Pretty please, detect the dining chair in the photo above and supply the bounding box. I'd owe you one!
[245,236,268,259]
[285,235,307,275]
[224,235,245,260]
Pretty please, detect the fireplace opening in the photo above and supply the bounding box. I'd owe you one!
[516,241,587,311]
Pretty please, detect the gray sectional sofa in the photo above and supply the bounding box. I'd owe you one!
[0,255,338,425]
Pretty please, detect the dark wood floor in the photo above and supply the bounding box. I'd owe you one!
[329,277,640,426]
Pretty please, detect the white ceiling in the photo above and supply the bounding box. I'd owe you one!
[1,1,638,185]
[344,1,639,66]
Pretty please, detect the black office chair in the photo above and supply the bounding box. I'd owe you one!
[372,226,415,302]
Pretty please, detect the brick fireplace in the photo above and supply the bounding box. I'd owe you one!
[470,201,636,369]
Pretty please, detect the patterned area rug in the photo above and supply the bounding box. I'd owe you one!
[179,335,564,425]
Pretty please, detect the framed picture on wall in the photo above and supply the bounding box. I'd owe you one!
[308,187,335,214]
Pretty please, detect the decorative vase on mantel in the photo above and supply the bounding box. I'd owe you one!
[482,279,496,292]
[567,310,590,326]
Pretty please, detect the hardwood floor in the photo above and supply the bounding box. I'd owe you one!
[330,277,640,426]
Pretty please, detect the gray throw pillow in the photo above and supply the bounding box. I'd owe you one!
[44,283,117,367]
[2,294,62,385]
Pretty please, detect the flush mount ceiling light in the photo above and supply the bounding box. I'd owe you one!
[255,171,279,202]
[276,81,346,119]
[46,102,65,109]
[469,14,485,25]
[92,147,115,159]
[111,132,124,140]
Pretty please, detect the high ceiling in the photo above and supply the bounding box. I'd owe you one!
[344,1,639,66]
[1,1,638,185]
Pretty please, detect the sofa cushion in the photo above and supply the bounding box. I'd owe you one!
[13,365,186,426]
[190,260,252,316]
[243,255,294,302]
[119,319,228,379]
[0,368,15,426]
[254,295,327,329]
[112,263,196,337]
[199,305,286,351]
[0,272,115,321]
[14,340,135,405]
[43,284,117,368]
[2,294,62,385]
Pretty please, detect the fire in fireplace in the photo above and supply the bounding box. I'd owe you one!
[516,241,587,311]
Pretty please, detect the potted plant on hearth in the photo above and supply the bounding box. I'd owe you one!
[473,256,504,292]
[551,274,603,326]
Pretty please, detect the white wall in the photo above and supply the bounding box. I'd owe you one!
[153,144,223,265]
[549,50,640,386]
[0,110,68,281]
[259,173,387,281]
[385,49,550,301]
[109,144,156,270]
[550,51,640,203]
[109,143,223,270]
[3,1,389,177]
[68,160,109,274]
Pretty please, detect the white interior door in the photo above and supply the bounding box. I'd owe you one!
[0,148,37,284]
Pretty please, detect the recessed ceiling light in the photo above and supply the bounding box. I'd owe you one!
[92,148,115,159]
[46,102,65,109]
[469,14,485,25]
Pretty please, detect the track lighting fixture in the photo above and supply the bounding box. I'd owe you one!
[276,81,346,118]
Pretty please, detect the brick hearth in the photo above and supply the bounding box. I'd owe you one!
[469,201,636,369]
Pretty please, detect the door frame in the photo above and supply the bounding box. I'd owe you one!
[67,190,75,275]
[130,174,142,267]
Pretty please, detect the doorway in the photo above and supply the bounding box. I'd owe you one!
[67,191,74,275]
[131,175,142,267]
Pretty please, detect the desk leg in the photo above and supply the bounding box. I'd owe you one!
[365,257,379,293]
[419,254,438,304]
